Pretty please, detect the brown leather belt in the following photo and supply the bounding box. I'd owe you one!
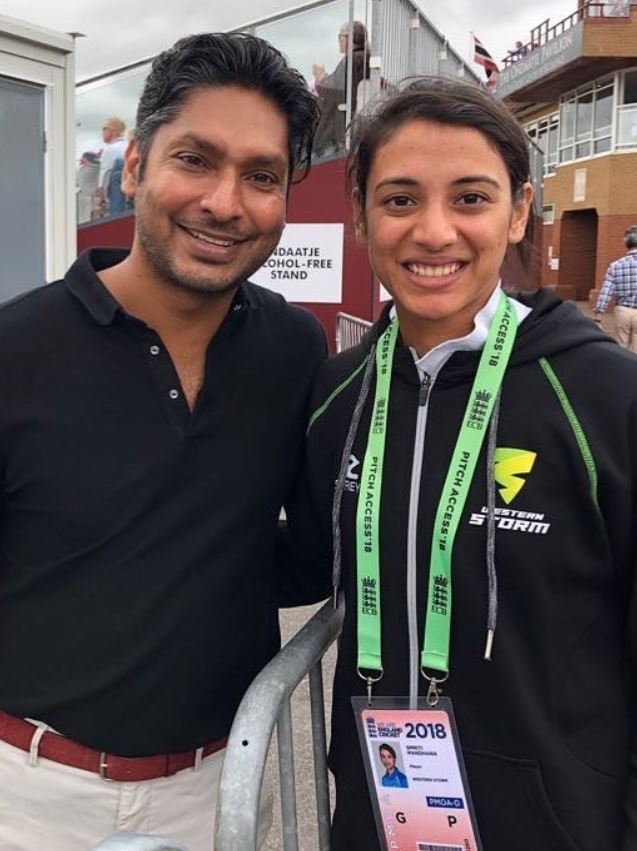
[0,710,227,782]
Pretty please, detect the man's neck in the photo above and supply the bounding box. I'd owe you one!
[99,250,240,411]
[98,251,237,349]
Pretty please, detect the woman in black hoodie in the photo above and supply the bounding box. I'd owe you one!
[301,78,637,850]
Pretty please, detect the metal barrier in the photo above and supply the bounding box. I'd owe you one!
[93,599,343,851]
[215,597,344,851]
[92,835,187,850]
[335,312,373,352]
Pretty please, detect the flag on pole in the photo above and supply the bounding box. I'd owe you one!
[473,35,499,88]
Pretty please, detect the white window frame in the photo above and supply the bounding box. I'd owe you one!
[542,204,555,225]
[524,112,559,176]
[0,18,75,281]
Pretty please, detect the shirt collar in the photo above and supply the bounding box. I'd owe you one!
[65,248,254,326]
[404,283,531,380]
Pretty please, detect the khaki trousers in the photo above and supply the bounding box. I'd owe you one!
[0,733,272,851]
[614,305,637,353]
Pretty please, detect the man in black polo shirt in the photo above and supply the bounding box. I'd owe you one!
[0,33,326,851]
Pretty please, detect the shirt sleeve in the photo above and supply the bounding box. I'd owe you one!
[595,264,616,314]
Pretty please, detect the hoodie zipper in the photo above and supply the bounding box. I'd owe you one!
[406,372,432,709]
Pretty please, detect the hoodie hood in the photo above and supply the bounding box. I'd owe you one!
[510,288,613,362]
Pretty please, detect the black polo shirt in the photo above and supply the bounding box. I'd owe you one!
[0,249,326,756]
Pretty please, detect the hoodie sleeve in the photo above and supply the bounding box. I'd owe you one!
[622,391,637,849]
[274,361,339,608]
[274,348,364,606]
[274,455,333,607]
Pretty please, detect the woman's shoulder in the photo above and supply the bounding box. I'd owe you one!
[316,342,369,391]
[308,343,370,433]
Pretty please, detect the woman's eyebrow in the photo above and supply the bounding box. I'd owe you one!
[374,177,419,190]
[453,175,501,188]
[373,175,502,191]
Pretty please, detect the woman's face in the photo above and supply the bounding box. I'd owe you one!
[380,748,396,771]
[357,119,532,353]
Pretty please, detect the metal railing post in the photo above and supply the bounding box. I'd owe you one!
[309,660,331,850]
[277,701,299,851]
[215,598,344,851]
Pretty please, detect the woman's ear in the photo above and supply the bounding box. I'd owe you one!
[121,141,141,197]
[352,188,367,244]
[508,182,534,245]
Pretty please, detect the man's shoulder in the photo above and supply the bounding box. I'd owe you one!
[243,281,326,347]
[0,280,73,362]
[0,279,69,328]
[610,252,637,270]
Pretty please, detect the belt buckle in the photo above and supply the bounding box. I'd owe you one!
[99,752,110,781]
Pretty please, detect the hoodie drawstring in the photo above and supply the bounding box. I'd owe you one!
[484,390,502,660]
[331,348,376,605]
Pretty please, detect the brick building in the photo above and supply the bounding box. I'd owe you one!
[497,1,637,303]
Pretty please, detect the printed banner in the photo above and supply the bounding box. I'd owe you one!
[251,223,344,303]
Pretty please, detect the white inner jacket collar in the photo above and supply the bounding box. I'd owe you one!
[387,283,531,380]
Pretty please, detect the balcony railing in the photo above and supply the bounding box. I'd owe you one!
[502,0,630,67]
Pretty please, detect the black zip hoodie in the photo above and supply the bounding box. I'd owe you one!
[304,290,637,851]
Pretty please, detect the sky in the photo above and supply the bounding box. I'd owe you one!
[0,0,578,82]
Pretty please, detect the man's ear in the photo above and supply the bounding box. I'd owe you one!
[121,140,141,197]
[352,188,367,244]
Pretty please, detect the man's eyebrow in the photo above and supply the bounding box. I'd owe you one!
[169,133,288,170]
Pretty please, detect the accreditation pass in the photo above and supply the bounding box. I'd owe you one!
[353,696,483,851]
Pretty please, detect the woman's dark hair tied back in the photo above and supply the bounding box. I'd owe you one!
[347,76,534,267]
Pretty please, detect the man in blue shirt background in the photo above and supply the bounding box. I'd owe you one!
[594,225,637,352]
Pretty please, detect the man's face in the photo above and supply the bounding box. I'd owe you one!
[123,85,289,297]
[102,124,115,144]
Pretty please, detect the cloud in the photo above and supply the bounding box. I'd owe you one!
[0,0,576,78]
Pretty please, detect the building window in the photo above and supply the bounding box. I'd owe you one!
[558,76,613,164]
[617,69,637,148]
[525,113,559,176]
[542,204,555,225]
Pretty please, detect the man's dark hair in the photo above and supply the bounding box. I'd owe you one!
[135,32,319,183]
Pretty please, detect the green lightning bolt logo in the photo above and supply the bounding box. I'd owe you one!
[494,448,537,504]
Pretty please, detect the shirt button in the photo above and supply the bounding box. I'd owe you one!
[150,345,160,355]
[169,389,179,400]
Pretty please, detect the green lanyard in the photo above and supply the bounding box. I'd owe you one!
[355,292,518,686]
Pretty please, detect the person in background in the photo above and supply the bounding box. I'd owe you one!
[76,150,101,224]
[313,20,370,157]
[0,32,325,851]
[99,116,128,215]
[593,225,637,352]
[300,76,637,850]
